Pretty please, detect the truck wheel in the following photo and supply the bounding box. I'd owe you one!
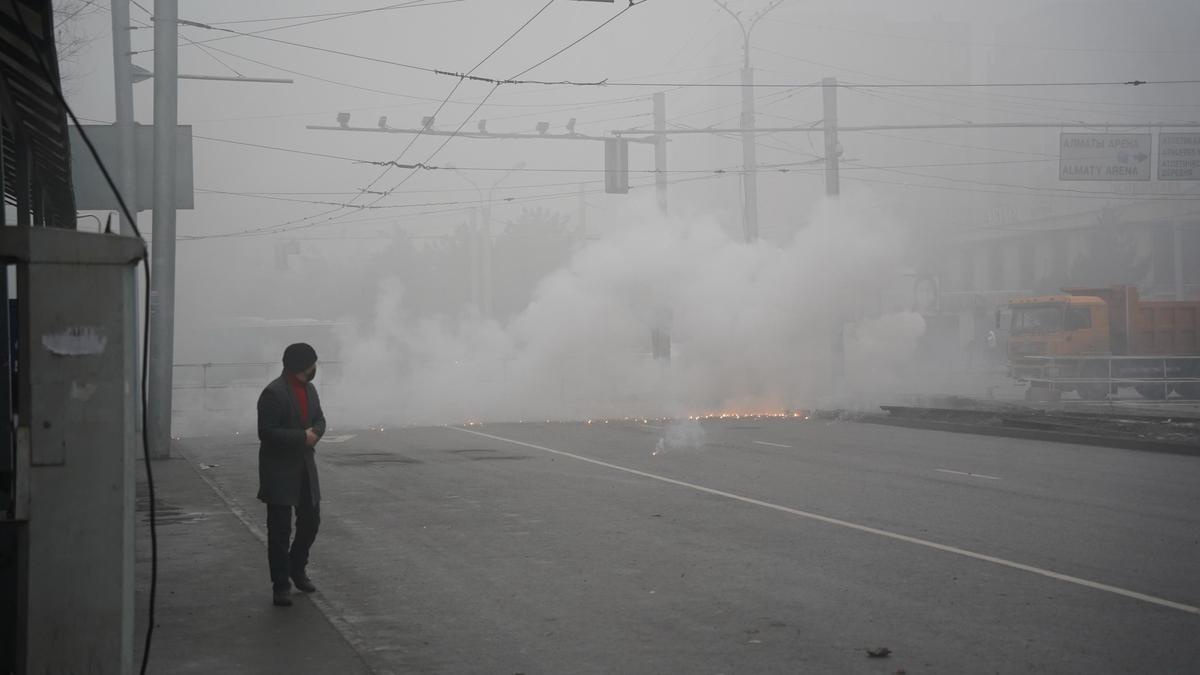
[1135,383,1169,400]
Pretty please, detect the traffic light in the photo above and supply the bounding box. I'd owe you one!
[604,138,629,194]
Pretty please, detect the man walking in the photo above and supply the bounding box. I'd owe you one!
[257,343,326,607]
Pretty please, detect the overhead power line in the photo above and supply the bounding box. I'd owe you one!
[128,4,1193,91]
[357,0,561,206]
[362,0,654,210]
[133,0,464,49]
[191,42,671,115]
[179,172,728,242]
[762,14,1200,57]
[195,0,462,26]
[505,0,652,81]
[181,160,1198,243]
[236,0,573,236]
[613,121,1200,135]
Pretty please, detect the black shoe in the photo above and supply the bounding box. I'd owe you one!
[273,588,293,607]
[291,573,316,593]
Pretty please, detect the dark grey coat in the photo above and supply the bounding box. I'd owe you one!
[257,373,326,506]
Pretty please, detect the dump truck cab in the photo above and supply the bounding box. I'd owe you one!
[1008,294,1111,359]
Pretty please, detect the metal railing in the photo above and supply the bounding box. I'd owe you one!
[172,361,343,390]
[1014,355,1200,397]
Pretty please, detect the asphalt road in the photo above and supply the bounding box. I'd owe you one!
[183,419,1200,674]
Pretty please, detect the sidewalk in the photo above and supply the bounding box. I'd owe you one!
[134,450,373,674]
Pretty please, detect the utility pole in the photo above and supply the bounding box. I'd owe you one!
[653,92,668,215]
[577,182,587,238]
[739,59,758,241]
[148,0,178,459]
[451,164,523,319]
[714,0,783,242]
[110,0,139,662]
[1173,222,1185,299]
[468,207,481,313]
[111,0,138,223]
[826,78,844,384]
[822,76,840,197]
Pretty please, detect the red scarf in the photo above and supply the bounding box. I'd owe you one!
[286,372,309,425]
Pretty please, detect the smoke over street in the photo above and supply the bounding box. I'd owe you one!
[333,197,924,427]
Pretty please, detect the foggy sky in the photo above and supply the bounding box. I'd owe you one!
[57,0,1200,426]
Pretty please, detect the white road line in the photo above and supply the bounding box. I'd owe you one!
[449,425,1200,617]
[935,468,1002,481]
[752,440,793,449]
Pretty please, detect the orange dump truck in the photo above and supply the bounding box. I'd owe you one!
[1007,285,1200,400]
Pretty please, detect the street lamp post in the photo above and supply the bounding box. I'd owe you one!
[713,0,784,242]
[449,163,524,318]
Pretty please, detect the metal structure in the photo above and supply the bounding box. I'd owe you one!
[0,0,76,228]
[1,2,145,672]
[1014,355,1200,401]
[307,121,656,145]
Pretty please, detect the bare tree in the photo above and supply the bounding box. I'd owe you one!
[54,0,106,94]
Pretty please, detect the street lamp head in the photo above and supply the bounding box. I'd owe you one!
[337,112,351,128]
[536,121,550,135]
[131,64,154,84]
[378,116,388,129]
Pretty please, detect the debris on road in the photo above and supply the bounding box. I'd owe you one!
[866,647,893,658]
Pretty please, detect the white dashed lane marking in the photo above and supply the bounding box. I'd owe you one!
[936,468,1002,481]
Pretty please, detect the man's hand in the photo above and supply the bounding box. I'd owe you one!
[304,428,319,447]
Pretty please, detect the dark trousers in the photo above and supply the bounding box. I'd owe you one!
[266,471,320,590]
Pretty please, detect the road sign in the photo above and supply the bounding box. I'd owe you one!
[1158,133,1200,180]
[1059,133,1151,181]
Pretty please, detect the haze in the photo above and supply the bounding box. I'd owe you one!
[60,0,1200,432]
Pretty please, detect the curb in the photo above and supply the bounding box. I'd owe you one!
[856,415,1200,457]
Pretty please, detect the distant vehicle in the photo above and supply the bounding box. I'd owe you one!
[1005,285,1200,400]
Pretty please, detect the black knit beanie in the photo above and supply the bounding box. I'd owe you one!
[282,342,318,373]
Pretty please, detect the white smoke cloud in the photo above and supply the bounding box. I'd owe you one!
[327,196,926,428]
[653,419,707,456]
